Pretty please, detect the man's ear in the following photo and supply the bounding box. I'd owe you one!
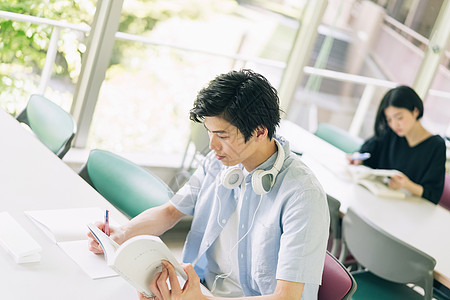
[254,126,268,141]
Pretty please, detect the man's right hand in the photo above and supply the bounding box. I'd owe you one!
[87,221,126,254]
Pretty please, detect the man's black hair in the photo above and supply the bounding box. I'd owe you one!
[189,69,281,142]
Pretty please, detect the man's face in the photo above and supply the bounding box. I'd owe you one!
[204,116,257,169]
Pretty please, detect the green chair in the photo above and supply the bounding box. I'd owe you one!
[16,94,76,159]
[340,207,436,300]
[79,149,174,218]
[315,123,363,153]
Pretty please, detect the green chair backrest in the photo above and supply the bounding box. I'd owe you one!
[17,94,76,158]
[315,123,363,153]
[342,207,436,300]
[80,149,173,218]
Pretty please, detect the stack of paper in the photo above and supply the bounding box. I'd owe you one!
[0,212,42,263]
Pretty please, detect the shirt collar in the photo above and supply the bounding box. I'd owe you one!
[242,134,289,182]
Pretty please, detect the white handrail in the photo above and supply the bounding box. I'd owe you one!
[0,10,90,32]
[384,15,450,60]
[428,89,450,99]
[303,66,398,88]
[384,15,429,46]
[115,32,286,69]
[0,10,286,70]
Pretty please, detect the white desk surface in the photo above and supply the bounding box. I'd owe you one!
[0,109,137,299]
[278,119,450,288]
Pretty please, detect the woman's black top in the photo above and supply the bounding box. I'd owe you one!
[360,129,446,204]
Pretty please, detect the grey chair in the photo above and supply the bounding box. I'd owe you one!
[327,195,342,257]
[16,94,76,159]
[318,251,357,300]
[315,123,363,154]
[340,207,436,300]
[79,149,174,219]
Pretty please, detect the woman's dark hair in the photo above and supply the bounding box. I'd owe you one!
[374,85,424,137]
[190,69,281,142]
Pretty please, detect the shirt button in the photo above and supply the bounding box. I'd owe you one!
[240,254,244,259]
[221,219,226,224]
[241,224,245,229]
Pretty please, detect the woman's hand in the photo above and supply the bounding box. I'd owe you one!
[387,172,410,190]
[146,261,207,300]
[388,172,424,198]
[347,153,363,165]
[87,222,126,254]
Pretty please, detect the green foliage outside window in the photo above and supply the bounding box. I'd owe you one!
[0,0,225,115]
[0,0,95,114]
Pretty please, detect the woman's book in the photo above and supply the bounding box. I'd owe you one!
[346,165,402,181]
[357,178,406,199]
[87,224,187,298]
[346,165,406,199]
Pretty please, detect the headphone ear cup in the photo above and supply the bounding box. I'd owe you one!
[221,166,245,189]
[252,170,274,195]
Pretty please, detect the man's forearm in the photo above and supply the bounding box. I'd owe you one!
[122,202,185,240]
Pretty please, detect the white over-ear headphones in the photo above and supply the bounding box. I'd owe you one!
[221,139,285,195]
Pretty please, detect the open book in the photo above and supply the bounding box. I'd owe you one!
[347,165,407,199]
[25,207,119,278]
[88,224,187,298]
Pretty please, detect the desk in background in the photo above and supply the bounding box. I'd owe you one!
[278,120,450,289]
[0,109,137,299]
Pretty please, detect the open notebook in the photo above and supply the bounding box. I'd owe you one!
[25,207,119,279]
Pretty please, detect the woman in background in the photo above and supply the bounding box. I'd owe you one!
[350,85,446,204]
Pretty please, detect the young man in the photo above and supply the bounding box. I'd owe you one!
[89,69,329,300]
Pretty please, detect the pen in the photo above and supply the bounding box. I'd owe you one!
[104,209,110,236]
[350,152,371,161]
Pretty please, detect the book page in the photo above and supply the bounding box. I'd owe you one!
[358,179,406,199]
[370,169,402,177]
[112,235,187,298]
[58,240,118,279]
[25,207,106,243]
[347,165,401,182]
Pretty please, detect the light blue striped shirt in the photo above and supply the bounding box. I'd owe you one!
[170,135,329,299]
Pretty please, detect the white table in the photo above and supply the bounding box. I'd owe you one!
[278,119,450,288]
[0,109,137,299]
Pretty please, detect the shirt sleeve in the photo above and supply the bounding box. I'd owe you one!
[170,152,215,215]
[360,136,381,169]
[420,138,446,204]
[276,187,330,284]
